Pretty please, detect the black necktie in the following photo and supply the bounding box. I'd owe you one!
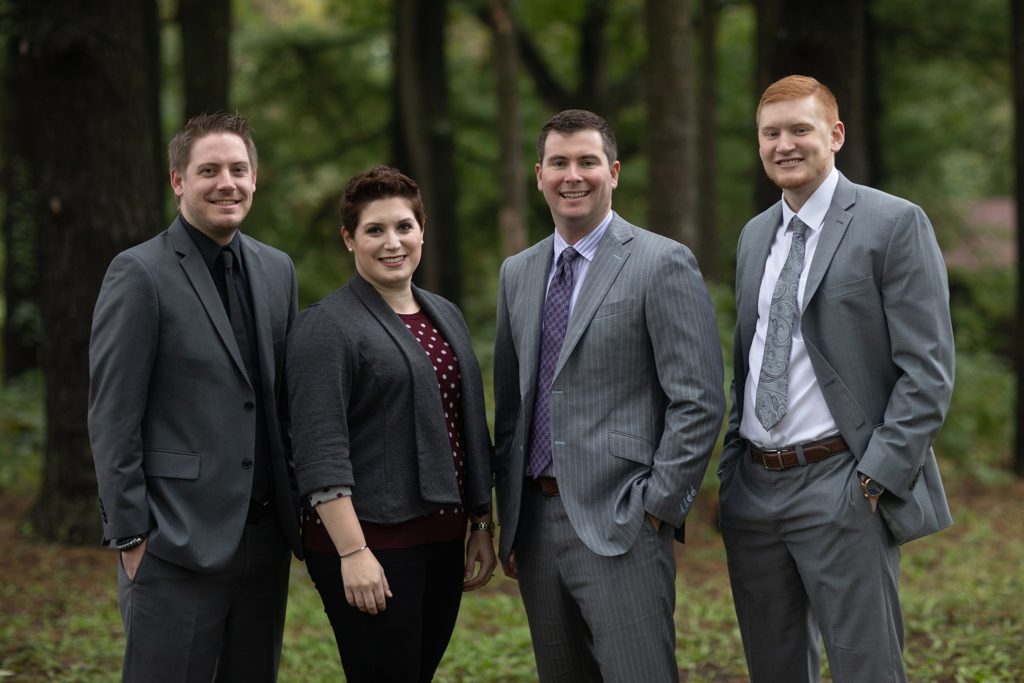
[221,248,254,381]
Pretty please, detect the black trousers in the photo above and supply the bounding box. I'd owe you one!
[305,539,465,683]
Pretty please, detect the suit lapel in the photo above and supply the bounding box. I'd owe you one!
[242,236,273,388]
[554,216,631,378]
[804,174,856,305]
[738,205,780,358]
[517,239,555,392]
[169,219,249,381]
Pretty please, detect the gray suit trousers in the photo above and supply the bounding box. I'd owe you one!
[117,511,290,683]
[516,484,678,683]
[720,451,906,683]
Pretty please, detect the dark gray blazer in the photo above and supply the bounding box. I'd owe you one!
[721,173,955,544]
[286,275,492,522]
[88,217,302,572]
[494,213,725,560]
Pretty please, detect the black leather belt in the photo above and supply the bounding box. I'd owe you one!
[749,435,849,470]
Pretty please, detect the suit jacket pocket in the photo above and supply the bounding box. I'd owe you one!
[143,448,201,479]
[593,298,632,318]
[608,430,654,466]
[823,276,874,300]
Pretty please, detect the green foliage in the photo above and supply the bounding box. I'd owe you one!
[0,372,43,492]
[932,267,1016,482]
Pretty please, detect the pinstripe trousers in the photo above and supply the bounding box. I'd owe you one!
[515,483,679,682]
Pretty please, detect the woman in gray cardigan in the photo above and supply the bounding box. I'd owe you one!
[286,166,495,682]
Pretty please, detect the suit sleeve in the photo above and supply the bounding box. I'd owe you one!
[719,229,751,484]
[643,244,726,525]
[492,259,519,481]
[88,252,159,543]
[859,204,954,497]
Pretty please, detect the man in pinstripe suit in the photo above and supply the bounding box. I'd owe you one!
[493,109,725,682]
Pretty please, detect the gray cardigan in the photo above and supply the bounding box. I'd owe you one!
[286,275,492,523]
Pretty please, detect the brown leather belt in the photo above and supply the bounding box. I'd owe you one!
[749,435,849,471]
[527,476,560,497]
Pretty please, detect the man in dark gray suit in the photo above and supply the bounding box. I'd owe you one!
[88,112,301,682]
[494,109,725,682]
[720,75,955,683]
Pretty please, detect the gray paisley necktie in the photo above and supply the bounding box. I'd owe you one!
[755,215,808,431]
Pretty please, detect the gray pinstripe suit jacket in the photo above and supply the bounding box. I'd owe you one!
[720,173,954,544]
[494,213,725,560]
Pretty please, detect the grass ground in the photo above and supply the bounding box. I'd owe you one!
[1,479,1022,682]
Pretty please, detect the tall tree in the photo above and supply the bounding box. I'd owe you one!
[12,0,163,542]
[179,0,231,119]
[1014,0,1024,477]
[2,19,39,382]
[393,0,461,304]
[645,0,697,246]
[755,0,870,211]
[696,0,720,281]
[490,0,528,257]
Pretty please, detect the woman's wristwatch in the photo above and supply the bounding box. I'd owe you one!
[469,521,495,534]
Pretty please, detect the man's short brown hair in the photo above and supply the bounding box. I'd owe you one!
[168,112,258,175]
[536,109,618,164]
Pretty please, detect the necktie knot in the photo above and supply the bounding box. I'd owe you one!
[558,246,579,267]
[221,248,235,272]
[789,215,807,239]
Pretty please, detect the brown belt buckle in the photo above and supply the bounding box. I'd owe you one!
[759,449,786,471]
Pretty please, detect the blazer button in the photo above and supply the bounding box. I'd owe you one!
[242,458,254,469]
[244,401,255,412]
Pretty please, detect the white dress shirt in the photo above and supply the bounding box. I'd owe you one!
[548,210,613,317]
[740,168,841,449]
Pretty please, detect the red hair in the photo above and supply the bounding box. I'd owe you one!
[757,75,839,126]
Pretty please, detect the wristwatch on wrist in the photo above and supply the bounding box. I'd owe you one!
[115,534,146,551]
[469,521,495,534]
[858,473,885,498]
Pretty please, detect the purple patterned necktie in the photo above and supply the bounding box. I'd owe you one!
[755,215,808,431]
[527,246,580,478]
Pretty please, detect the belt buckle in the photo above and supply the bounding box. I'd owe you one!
[759,449,786,471]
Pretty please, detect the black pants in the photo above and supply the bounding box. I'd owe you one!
[305,539,465,683]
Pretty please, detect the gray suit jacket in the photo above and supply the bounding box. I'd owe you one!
[89,217,302,572]
[494,213,725,560]
[286,275,493,522]
[721,173,955,544]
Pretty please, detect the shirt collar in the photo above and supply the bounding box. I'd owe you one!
[552,210,613,263]
[780,167,839,233]
[180,215,242,271]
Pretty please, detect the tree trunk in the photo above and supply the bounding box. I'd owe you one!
[1013,0,1024,477]
[697,0,719,281]
[179,0,231,119]
[13,0,163,543]
[393,0,461,305]
[646,0,697,246]
[491,0,528,258]
[755,0,870,212]
[2,31,39,382]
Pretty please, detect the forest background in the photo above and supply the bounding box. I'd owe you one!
[1,0,1022,681]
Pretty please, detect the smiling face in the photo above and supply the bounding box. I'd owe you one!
[758,95,845,210]
[170,132,256,245]
[342,196,423,295]
[536,129,620,242]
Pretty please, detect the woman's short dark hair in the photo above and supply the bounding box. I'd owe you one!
[340,165,426,233]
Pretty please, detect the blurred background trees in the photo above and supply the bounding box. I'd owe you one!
[0,0,1018,541]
